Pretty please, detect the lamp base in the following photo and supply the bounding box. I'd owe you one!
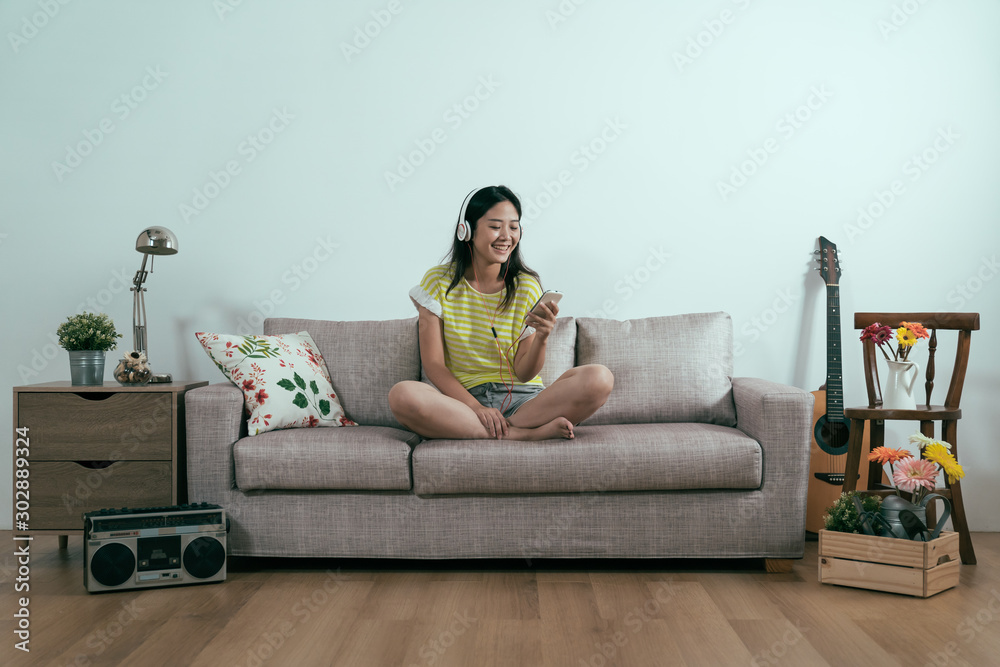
[149,372,173,384]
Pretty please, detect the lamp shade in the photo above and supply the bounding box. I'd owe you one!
[135,227,178,255]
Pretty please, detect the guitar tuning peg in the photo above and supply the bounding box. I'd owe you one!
[813,250,821,255]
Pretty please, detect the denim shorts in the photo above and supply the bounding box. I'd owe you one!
[468,382,544,419]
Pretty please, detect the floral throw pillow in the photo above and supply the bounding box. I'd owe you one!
[195,331,357,435]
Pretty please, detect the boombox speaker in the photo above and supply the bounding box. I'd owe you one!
[84,503,227,593]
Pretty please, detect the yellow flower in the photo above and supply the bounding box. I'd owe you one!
[923,443,951,465]
[897,327,917,347]
[923,443,965,484]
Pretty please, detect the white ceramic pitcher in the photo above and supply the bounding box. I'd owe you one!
[883,359,920,410]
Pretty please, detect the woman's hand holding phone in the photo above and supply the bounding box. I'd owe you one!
[524,291,562,340]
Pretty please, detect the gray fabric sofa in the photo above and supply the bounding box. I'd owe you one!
[186,312,813,561]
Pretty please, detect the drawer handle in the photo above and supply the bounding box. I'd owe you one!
[74,461,117,469]
[76,393,114,401]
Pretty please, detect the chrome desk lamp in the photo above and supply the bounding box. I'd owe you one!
[132,227,177,383]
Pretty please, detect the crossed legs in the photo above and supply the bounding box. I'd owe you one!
[388,364,613,440]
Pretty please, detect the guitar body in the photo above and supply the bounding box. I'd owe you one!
[804,388,874,533]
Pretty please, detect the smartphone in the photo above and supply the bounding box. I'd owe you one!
[529,290,563,316]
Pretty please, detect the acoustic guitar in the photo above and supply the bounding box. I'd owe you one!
[804,236,876,534]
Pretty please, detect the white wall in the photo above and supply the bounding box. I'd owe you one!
[2,1,998,530]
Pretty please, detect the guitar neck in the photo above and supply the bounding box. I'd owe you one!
[825,284,844,421]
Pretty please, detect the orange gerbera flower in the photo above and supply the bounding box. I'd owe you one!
[868,446,912,465]
[899,321,930,339]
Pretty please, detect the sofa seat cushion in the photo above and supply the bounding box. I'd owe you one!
[234,426,420,491]
[411,423,761,495]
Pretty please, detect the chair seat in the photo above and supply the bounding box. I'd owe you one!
[844,405,961,421]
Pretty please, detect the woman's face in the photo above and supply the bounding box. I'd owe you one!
[471,201,520,265]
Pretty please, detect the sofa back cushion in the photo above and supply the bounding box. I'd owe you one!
[264,317,420,428]
[539,317,576,387]
[576,312,736,426]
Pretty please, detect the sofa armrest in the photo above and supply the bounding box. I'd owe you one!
[186,383,245,503]
[732,377,813,490]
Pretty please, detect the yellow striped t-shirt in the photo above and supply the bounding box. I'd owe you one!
[409,264,545,389]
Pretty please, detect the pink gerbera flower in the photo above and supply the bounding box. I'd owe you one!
[892,457,938,494]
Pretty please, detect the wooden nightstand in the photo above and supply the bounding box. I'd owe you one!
[13,380,208,548]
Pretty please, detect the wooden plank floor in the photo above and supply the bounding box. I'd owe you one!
[2,532,998,666]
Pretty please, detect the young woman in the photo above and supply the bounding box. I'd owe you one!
[388,185,613,440]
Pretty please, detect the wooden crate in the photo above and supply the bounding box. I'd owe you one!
[818,529,960,598]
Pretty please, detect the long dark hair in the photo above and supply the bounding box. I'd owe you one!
[444,185,539,311]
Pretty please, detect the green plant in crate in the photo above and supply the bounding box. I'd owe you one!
[824,491,884,535]
[56,312,122,351]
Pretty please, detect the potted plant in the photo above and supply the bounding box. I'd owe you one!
[823,491,884,535]
[56,312,123,385]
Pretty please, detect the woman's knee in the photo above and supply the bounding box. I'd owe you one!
[388,381,422,416]
[583,364,614,400]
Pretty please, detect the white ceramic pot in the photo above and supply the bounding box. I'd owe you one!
[883,359,919,410]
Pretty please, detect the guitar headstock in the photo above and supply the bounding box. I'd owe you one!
[815,236,841,286]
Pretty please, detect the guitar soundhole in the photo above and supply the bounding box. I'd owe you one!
[814,416,850,456]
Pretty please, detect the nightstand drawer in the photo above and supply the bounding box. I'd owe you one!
[19,392,172,460]
[27,461,172,530]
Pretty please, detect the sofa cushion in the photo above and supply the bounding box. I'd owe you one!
[234,426,420,491]
[576,312,736,426]
[264,317,420,429]
[194,330,357,435]
[411,423,761,495]
[539,317,576,386]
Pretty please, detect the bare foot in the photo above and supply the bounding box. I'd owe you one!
[508,417,574,441]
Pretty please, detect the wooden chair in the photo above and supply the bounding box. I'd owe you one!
[841,312,979,565]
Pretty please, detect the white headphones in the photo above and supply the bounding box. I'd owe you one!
[456,187,486,242]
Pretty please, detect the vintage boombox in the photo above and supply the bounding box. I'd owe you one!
[84,503,228,593]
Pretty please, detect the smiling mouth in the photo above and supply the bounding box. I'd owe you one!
[492,244,511,252]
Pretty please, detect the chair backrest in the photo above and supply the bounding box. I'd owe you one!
[854,312,980,409]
